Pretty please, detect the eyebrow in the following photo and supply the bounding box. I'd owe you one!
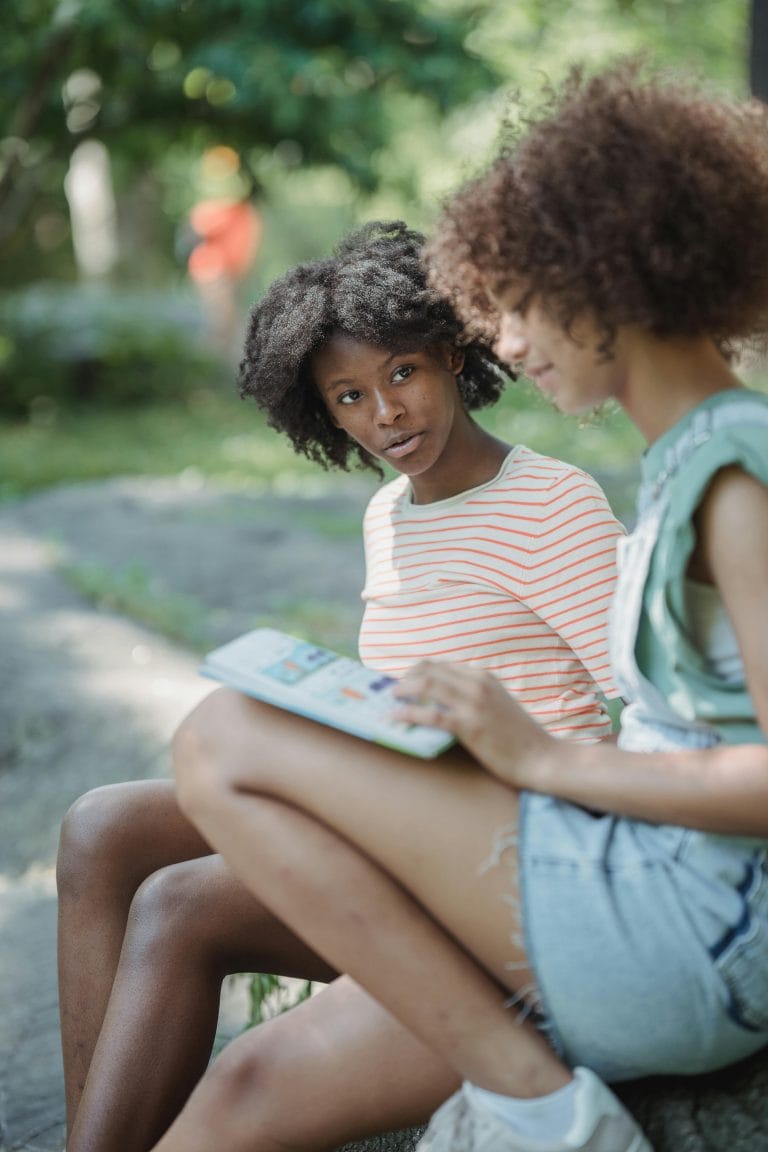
[321,349,423,392]
[323,378,357,394]
[491,280,530,311]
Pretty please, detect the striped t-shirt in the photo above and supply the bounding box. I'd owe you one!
[359,446,623,742]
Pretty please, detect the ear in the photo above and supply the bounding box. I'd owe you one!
[449,347,465,376]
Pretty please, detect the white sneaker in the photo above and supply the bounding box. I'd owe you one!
[415,1067,653,1152]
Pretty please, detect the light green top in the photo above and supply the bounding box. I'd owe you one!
[635,389,768,745]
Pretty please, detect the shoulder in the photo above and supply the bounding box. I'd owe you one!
[668,407,768,526]
[508,445,608,492]
[506,445,621,521]
[363,475,409,525]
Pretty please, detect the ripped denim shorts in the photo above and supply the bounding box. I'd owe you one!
[516,791,768,1083]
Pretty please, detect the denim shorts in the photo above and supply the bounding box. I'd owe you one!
[518,792,768,1082]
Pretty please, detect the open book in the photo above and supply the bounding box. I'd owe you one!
[199,627,456,759]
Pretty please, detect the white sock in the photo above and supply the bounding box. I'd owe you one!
[467,1076,578,1142]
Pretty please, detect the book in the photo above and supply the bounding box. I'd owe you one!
[199,627,456,759]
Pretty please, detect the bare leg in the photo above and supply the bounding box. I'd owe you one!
[57,780,209,1129]
[61,781,460,1152]
[57,781,335,1150]
[172,692,572,1096]
[152,976,459,1152]
[66,856,336,1151]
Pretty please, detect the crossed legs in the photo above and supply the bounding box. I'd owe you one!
[58,686,570,1152]
[57,782,458,1152]
[146,688,570,1149]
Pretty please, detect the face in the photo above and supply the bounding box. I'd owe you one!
[311,332,466,490]
[492,289,624,415]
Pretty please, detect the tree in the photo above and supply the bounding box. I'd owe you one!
[1,0,752,287]
[0,0,498,271]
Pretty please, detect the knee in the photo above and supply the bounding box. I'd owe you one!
[57,785,134,900]
[126,860,215,965]
[171,689,243,823]
[204,1034,271,1107]
[199,1023,321,1146]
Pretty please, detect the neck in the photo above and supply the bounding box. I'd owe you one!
[410,417,509,504]
[617,332,743,444]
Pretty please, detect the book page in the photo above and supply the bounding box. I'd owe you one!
[200,629,455,759]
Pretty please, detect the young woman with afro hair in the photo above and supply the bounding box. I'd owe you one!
[57,219,628,1151]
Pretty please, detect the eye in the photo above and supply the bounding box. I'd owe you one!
[338,389,363,406]
[492,282,532,318]
[392,365,414,383]
[511,290,533,317]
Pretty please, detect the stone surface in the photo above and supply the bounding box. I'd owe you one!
[338,1132,423,1152]
[1,473,766,1152]
[619,1055,768,1151]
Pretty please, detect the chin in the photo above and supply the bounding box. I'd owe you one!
[556,393,600,416]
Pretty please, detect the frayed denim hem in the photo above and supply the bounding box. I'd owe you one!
[478,798,568,1062]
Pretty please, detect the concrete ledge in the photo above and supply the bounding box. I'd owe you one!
[338,1130,424,1152]
[619,1049,768,1151]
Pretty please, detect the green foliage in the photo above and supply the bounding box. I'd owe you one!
[247,972,313,1026]
[467,0,749,94]
[74,0,491,171]
[0,0,498,274]
[0,390,321,501]
[0,283,224,415]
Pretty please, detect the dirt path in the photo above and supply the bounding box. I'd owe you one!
[0,474,373,1152]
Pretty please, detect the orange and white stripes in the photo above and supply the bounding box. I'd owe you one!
[359,446,624,742]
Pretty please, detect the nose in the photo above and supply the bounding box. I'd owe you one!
[495,312,529,368]
[373,386,405,425]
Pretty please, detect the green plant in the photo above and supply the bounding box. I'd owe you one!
[0,388,335,501]
[247,973,313,1026]
[0,283,224,416]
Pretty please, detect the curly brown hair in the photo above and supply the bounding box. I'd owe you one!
[426,61,768,356]
[238,220,511,474]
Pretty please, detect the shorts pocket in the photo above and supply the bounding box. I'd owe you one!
[716,929,768,1033]
[713,857,768,1033]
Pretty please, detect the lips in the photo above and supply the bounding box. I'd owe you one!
[382,431,424,458]
[524,364,557,395]
[525,363,553,380]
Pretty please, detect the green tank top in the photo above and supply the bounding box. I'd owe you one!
[635,388,768,745]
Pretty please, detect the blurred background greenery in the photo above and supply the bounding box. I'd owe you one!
[1,0,764,499]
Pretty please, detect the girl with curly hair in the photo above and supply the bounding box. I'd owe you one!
[58,220,624,1152]
[156,65,768,1152]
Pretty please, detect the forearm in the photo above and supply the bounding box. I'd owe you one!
[521,738,768,837]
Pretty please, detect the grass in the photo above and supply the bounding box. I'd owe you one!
[0,376,647,503]
[0,387,319,501]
